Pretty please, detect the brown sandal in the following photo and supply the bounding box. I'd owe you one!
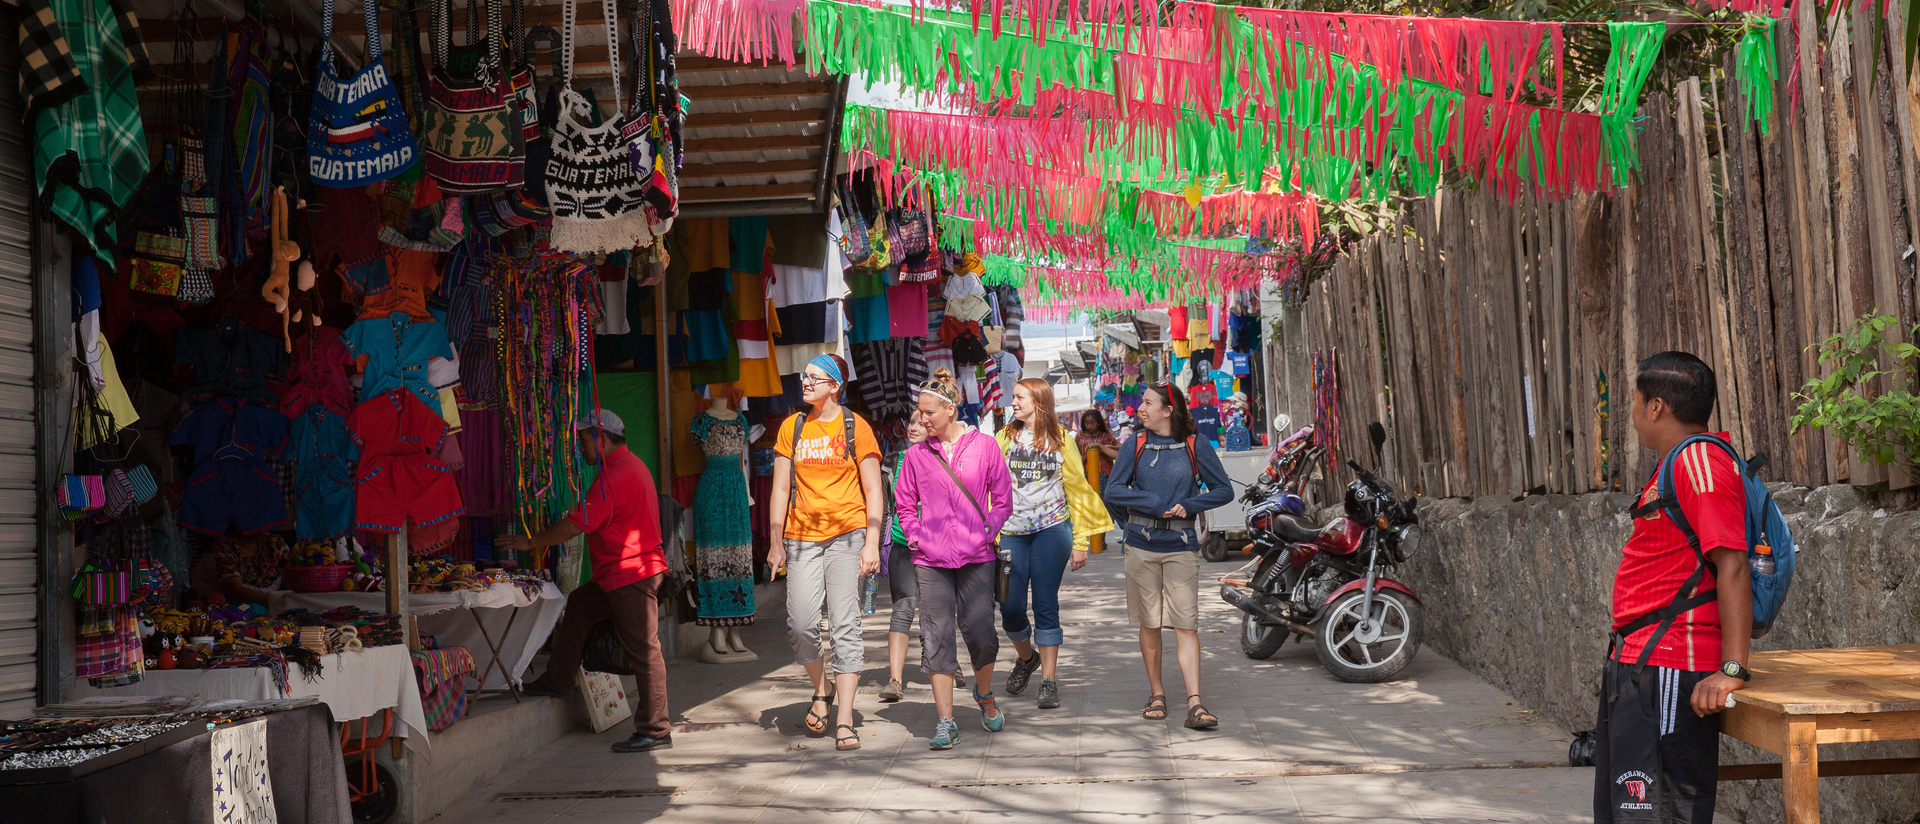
[1184,698,1218,730]
[835,724,862,751]
[1142,694,1168,720]
[803,694,832,735]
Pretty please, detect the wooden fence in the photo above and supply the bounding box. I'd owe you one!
[1301,4,1920,501]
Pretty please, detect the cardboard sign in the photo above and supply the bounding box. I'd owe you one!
[211,720,277,824]
[580,666,632,733]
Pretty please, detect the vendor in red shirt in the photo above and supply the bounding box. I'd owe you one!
[497,409,672,753]
[1594,351,1752,824]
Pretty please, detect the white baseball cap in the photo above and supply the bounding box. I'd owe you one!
[575,408,626,436]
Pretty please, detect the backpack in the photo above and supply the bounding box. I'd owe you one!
[1620,433,1796,674]
[1103,434,1204,530]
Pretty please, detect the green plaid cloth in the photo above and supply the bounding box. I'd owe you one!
[25,0,150,266]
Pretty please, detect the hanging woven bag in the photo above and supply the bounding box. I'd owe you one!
[421,0,526,193]
[306,0,420,187]
[544,0,654,254]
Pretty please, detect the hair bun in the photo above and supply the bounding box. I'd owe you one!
[932,367,954,381]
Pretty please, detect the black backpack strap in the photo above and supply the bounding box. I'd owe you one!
[1613,435,1725,684]
[844,410,856,461]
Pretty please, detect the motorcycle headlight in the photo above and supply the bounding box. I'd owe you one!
[1395,524,1421,559]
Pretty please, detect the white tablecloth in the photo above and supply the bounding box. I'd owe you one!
[268,581,566,690]
[86,643,433,751]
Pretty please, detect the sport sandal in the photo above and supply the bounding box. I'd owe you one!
[1142,694,1168,720]
[877,679,905,702]
[835,724,861,751]
[803,694,832,735]
[1185,696,1218,730]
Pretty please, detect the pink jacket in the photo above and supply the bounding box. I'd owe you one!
[895,427,1013,568]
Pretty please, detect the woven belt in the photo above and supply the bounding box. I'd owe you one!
[1127,514,1195,532]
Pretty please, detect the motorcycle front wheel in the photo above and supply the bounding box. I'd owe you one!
[1240,612,1288,659]
[1313,589,1422,683]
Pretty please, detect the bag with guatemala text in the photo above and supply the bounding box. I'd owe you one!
[1621,434,1797,676]
[544,0,654,254]
[307,0,420,187]
[422,0,526,193]
[899,252,940,283]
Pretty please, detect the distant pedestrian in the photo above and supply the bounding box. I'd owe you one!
[498,410,672,753]
[877,419,930,703]
[1594,352,1752,823]
[997,380,1114,709]
[1076,410,1121,555]
[896,368,1014,749]
[1103,381,1232,730]
[769,354,884,752]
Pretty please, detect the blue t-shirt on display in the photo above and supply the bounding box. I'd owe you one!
[1227,351,1251,376]
[1191,403,1222,446]
[1212,370,1235,401]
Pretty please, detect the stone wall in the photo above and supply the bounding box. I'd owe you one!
[1402,486,1920,824]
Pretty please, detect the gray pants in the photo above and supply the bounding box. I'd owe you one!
[785,529,866,675]
[916,561,998,677]
[887,542,917,635]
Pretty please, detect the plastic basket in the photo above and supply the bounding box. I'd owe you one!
[283,564,354,593]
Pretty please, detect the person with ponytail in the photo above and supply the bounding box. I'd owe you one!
[896,368,1014,749]
[995,379,1114,709]
[1104,381,1233,730]
[769,353,884,752]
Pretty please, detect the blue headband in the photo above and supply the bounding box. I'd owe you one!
[808,354,843,385]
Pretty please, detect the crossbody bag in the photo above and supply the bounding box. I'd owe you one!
[925,438,1011,603]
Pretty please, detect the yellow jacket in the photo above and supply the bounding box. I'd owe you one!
[996,424,1117,554]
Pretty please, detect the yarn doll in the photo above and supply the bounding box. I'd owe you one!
[261,186,301,351]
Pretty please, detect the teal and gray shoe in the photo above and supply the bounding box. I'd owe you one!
[1037,679,1060,709]
[1005,654,1041,695]
[976,691,1006,732]
[929,717,960,750]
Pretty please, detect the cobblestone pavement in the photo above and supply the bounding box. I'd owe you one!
[435,547,1610,823]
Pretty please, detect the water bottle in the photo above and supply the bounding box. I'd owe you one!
[862,573,879,615]
[1750,544,1775,576]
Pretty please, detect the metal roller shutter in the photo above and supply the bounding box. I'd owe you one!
[0,4,39,720]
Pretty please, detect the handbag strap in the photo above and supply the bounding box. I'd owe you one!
[433,0,500,74]
[561,0,621,115]
[319,0,384,73]
[927,438,988,523]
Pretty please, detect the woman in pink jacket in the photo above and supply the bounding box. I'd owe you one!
[896,368,1014,750]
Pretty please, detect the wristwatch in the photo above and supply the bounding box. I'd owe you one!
[1720,660,1752,681]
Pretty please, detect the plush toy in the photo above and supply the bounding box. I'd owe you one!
[287,203,325,327]
[261,186,302,351]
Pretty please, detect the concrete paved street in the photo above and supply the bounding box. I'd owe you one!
[435,547,1599,823]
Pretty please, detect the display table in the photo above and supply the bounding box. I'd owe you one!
[268,581,565,693]
[86,644,431,752]
[5,704,352,824]
[1718,645,1920,822]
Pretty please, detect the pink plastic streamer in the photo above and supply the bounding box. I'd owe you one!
[1134,190,1318,244]
[674,0,806,67]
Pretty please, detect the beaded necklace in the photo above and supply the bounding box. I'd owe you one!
[493,252,603,547]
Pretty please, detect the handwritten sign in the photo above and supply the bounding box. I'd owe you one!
[211,720,277,824]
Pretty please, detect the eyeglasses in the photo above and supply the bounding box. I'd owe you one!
[800,374,836,388]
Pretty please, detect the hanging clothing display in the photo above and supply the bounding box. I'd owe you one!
[690,413,754,626]
[171,397,290,536]
[176,318,286,407]
[344,314,457,415]
[279,326,354,419]
[346,390,466,551]
[286,404,358,542]
[24,0,150,266]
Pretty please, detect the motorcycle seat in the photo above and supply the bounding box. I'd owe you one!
[1269,512,1324,545]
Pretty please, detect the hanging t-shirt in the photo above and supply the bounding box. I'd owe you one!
[1002,429,1068,536]
[1191,403,1222,446]
[887,280,929,338]
[1228,351,1251,376]
[775,410,881,541]
[1213,370,1236,401]
[1189,382,1217,407]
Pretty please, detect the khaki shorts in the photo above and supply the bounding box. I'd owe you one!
[1125,549,1200,630]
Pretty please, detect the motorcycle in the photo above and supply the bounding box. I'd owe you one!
[1218,421,1424,683]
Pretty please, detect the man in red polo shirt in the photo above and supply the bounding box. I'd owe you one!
[497,409,672,753]
[1596,352,1752,823]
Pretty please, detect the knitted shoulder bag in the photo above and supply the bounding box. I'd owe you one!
[421,0,526,193]
[543,0,653,254]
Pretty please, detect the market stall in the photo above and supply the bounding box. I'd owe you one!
[3,702,350,824]
[269,580,565,692]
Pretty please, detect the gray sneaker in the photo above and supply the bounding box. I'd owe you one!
[1037,679,1059,709]
[1005,654,1041,695]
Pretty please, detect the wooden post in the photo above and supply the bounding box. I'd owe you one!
[387,529,411,759]
[1782,715,1821,823]
[654,283,672,487]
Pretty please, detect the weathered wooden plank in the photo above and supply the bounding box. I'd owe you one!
[1682,79,1744,448]
[1823,13,1883,486]
[1719,61,1785,473]
[1858,9,1916,490]
[1792,0,1839,486]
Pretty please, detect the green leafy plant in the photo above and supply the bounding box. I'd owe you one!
[1791,311,1920,466]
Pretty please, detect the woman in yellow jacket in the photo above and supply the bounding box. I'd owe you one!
[996,378,1116,709]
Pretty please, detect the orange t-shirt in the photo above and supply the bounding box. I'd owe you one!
[775,410,881,541]
[358,249,441,322]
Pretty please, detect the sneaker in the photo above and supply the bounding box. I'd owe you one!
[1037,679,1060,709]
[1005,654,1041,696]
[929,717,960,750]
[610,734,673,753]
[878,679,904,702]
[975,691,1005,732]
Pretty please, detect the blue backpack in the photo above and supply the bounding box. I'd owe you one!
[1621,434,1796,670]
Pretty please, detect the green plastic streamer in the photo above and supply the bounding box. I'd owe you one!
[1734,18,1780,133]
[1599,21,1666,188]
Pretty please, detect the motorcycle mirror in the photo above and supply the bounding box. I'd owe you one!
[1272,414,1291,433]
[1369,421,1387,454]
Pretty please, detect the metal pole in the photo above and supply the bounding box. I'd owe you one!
[387,529,411,759]
[652,281,676,659]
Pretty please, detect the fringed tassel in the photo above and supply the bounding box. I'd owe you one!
[1734,18,1781,134]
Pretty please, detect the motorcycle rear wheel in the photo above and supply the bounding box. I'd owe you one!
[1240,612,1288,659]
[1313,589,1422,683]
[1201,532,1230,562]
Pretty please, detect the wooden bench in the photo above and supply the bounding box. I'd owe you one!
[1719,645,1920,823]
